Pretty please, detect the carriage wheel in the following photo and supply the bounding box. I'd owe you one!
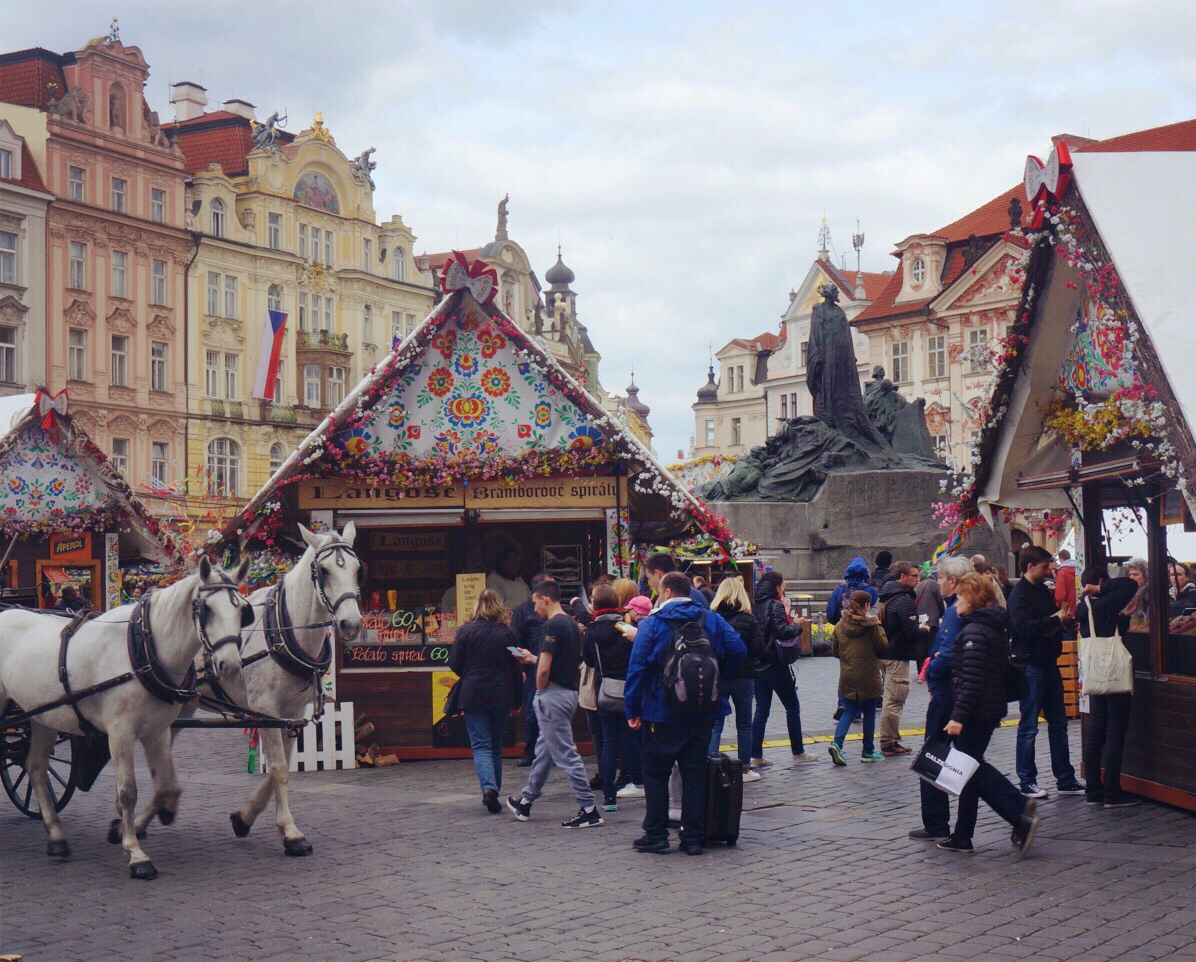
[2,721,78,818]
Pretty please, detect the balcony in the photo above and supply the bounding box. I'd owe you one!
[206,399,244,419]
[300,330,349,352]
[264,403,297,424]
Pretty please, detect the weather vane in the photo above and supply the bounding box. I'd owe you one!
[852,220,865,273]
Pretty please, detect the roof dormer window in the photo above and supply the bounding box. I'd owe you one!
[910,258,926,285]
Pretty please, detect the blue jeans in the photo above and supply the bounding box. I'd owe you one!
[520,671,539,759]
[710,677,754,767]
[751,664,805,757]
[833,697,877,754]
[598,710,642,802]
[464,708,508,794]
[1016,664,1076,788]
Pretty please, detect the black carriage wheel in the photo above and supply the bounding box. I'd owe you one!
[2,721,78,819]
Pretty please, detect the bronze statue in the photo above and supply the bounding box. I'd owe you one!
[807,283,885,451]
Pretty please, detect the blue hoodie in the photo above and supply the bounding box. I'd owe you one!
[624,599,746,724]
[827,556,879,624]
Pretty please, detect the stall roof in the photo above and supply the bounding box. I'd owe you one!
[0,394,182,563]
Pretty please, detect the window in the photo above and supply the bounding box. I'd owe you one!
[0,230,14,285]
[268,284,282,313]
[298,224,307,260]
[968,328,990,373]
[732,418,742,446]
[151,442,168,486]
[406,313,416,335]
[790,392,798,417]
[800,341,809,369]
[736,366,744,393]
[268,212,281,250]
[0,148,10,179]
[328,366,346,406]
[151,341,167,391]
[309,227,319,262]
[151,259,167,305]
[892,341,910,383]
[298,292,308,332]
[391,311,401,342]
[269,442,285,474]
[393,248,405,282]
[111,438,130,476]
[150,188,165,223]
[110,177,126,213]
[780,394,788,419]
[911,258,926,284]
[704,419,715,447]
[206,438,240,496]
[68,166,85,202]
[927,334,946,379]
[110,250,127,298]
[0,325,14,382]
[68,329,86,380]
[205,350,220,398]
[206,271,220,316]
[274,370,284,406]
[69,241,86,290]
[210,198,225,237]
[224,353,238,400]
[362,305,372,344]
[362,238,371,272]
[110,335,129,386]
[224,275,237,319]
[304,364,322,406]
[324,231,332,266]
[323,296,333,331]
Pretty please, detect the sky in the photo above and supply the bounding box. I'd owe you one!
[6,0,1196,459]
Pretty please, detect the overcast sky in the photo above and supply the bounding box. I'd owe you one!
[7,0,1196,459]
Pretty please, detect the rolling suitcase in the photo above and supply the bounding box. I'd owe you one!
[704,752,743,846]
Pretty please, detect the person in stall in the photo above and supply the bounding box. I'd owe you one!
[488,544,531,609]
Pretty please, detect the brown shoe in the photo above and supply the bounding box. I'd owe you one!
[882,744,911,756]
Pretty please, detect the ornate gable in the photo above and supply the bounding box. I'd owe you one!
[64,298,96,328]
[107,305,136,334]
[0,294,28,326]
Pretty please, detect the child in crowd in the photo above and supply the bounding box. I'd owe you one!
[829,590,889,765]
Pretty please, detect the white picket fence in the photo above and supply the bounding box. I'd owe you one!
[259,700,356,773]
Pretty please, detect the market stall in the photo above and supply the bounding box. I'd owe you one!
[960,145,1196,811]
[0,391,183,611]
[217,253,744,759]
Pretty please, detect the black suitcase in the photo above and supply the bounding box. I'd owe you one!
[704,752,743,846]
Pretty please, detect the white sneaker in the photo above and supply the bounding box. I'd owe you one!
[743,769,762,782]
[616,783,645,799]
[668,807,682,822]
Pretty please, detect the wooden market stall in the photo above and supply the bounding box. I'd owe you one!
[217,254,742,760]
[0,392,183,611]
[968,144,1196,812]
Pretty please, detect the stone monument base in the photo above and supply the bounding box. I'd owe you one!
[714,468,1009,581]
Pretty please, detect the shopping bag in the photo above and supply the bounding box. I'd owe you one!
[578,663,599,711]
[1079,597,1133,695]
[911,735,979,796]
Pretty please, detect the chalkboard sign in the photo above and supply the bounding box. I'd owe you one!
[342,643,451,668]
[362,608,425,644]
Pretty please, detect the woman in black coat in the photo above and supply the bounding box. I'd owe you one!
[939,573,1040,855]
[449,589,525,813]
[710,576,766,776]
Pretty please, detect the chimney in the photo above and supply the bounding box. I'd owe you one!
[170,81,207,122]
[222,99,256,121]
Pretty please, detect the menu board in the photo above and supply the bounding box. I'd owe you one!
[455,572,486,624]
[345,605,456,668]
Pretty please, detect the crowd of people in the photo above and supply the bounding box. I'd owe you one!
[448,542,1149,856]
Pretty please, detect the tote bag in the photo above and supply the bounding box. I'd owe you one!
[911,734,980,797]
[578,663,599,711]
[1079,597,1133,696]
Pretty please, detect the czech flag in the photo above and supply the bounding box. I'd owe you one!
[252,309,288,401]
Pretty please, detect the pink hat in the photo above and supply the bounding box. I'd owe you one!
[626,596,653,617]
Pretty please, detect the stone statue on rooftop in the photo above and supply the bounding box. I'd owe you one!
[496,194,510,241]
[251,111,283,151]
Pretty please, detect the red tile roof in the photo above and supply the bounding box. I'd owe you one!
[1,142,49,193]
[171,110,295,177]
[934,184,1029,243]
[852,265,927,323]
[1082,117,1196,152]
[0,48,69,110]
[415,248,484,274]
[815,259,892,302]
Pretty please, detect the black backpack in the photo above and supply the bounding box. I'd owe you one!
[662,618,721,715]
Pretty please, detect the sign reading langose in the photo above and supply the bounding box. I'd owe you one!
[297,476,625,511]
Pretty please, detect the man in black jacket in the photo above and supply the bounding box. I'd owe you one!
[878,561,930,755]
[512,573,553,767]
[1009,545,1084,799]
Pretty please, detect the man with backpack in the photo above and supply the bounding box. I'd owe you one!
[827,556,879,624]
[625,572,746,855]
[749,571,813,767]
[877,561,931,756]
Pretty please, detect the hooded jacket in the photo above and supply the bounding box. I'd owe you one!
[624,598,746,724]
[827,556,879,624]
[752,578,800,664]
[583,610,634,681]
[878,579,921,661]
[950,605,1012,724]
[832,611,888,700]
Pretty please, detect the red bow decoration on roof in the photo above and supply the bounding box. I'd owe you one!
[1024,143,1072,228]
[440,251,499,304]
[34,388,69,439]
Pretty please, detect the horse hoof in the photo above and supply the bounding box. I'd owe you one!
[283,836,313,857]
[158,808,176,826]
[230,811,251,838]
[129,860,158,881]
[108,818,147,843]
[46,839,70,858]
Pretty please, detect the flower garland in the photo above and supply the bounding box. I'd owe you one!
[1044,385,1163,452]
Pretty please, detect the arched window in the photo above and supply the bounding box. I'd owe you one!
[393,247,405,282]
[210,198,225,238]
[206,437,240,496]
[268,284,282,312]
[363,304,373,345]
[910,257,926,285]
[269,442,285,475]
[108,82,126,131]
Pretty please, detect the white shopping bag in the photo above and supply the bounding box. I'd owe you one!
[911,736,980,797]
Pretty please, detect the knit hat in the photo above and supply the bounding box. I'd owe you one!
[626,596,653,617]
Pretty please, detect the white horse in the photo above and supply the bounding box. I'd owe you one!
[0,557,249,879]
[156,523,362,856]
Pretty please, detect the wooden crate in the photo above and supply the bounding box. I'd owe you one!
[1059,644,1080,719]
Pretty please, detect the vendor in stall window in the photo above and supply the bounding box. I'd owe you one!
[487,544,530,609]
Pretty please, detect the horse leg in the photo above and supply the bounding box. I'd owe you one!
[128,729,180,839]
[229,736,277,839]
[274,731,312,855]
[110,726,156,880]
[28,723,70,857]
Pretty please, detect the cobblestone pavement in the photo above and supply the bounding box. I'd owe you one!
[3,659,1195,962]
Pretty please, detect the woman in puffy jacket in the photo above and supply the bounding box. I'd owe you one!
[709,576,765,779]
[449,589,526,814]
[939,573,1040,855]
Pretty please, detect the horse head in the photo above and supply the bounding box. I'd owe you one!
[299,521,363,642]
[195,556,252,682]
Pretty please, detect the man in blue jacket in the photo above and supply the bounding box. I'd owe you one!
[827,556,878,624]
[625,572,745,855]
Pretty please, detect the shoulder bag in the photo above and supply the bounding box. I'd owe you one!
[1079,596,1133,695]
[594,645,626,714]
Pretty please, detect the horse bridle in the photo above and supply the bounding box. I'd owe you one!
[309,541,361,624]
[192,573,254,662]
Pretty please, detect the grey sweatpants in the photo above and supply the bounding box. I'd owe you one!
[520,685,595,808]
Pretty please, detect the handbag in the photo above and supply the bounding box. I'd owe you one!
[443,678,463,718]
[578,662,599,711]
[910,734,979,797]
[1079,596,1133,695]
[594,646,625,714]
